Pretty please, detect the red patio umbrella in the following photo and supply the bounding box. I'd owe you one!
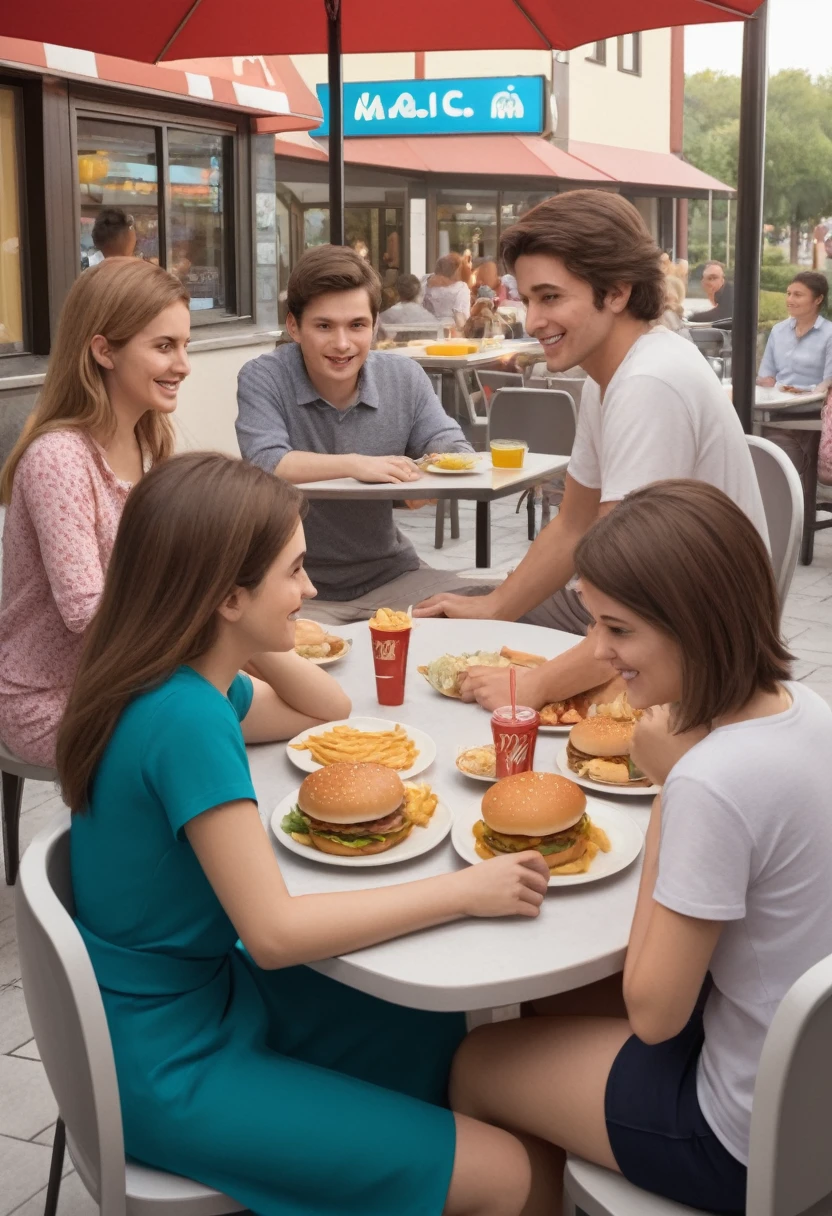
[1,0,769,427]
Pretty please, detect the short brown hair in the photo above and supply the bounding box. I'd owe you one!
[574,480,792,731]
[287,245,382,322]
[791,271,829,310]
[499,190,665,322]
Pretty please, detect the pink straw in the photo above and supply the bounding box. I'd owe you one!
[509,665,517,720]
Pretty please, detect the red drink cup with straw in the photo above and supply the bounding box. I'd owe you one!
[368,607,412,707]
[491,666,540,777]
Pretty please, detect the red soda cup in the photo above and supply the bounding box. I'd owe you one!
[370,624,411,706]
[491,705,540,778]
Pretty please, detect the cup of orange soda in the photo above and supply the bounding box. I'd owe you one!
[490,439,528,469]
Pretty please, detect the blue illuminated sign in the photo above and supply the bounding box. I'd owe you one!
[314,76,545,138]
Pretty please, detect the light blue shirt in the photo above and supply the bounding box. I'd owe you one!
[758,315,832,388]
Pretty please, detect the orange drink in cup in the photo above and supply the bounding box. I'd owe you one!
[368,607,412,707]
[490,439,527,469]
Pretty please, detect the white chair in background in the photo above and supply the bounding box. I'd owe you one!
[15,810,245,1216]
[564,949,832,1216]
[746,434,804,607]
[1,736,56,885]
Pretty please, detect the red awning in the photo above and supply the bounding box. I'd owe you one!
[275,133,612,181]
[567,141,734,195]
[275,132,732,196]
[0,38,322,131]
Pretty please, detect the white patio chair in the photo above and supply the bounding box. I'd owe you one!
[15,809,245,1216]
[564,949,832,1216]
[1,735,57,885]
[746,435,804,607]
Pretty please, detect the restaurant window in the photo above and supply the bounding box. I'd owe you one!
[617,33,641,76]
[500,192,552,235]
[586,41,607,66]
[0,85,26,354]
[77,116,235,319]
[436,191,498,266]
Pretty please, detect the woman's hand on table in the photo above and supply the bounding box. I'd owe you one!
[454,851,551,918]
[459,664,545,711]
[631,705,709,788]
[347,455,422,484]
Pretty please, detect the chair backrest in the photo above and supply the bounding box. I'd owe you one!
[689,327,726,359]
[747,952,832,1216]
[487,388,577,458]
[746,435,804,607]
[15,810,128,1216]
[475,370,524,399]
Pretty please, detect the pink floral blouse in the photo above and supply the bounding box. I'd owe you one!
[0,429,146,767]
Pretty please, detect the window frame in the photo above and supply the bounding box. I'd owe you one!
[586,41,607,66]
[617,33,642,76]
[70,91,250,326]
[0,79,32,357]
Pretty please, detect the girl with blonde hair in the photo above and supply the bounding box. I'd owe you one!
[0,258,190,764]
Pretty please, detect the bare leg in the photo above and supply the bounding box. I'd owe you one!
[531,972,626,1018]
[451,1017,633,1216]
[443,1112,562,1216]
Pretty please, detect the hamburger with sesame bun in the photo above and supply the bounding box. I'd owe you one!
[566,717,650,787]
[474,772,590,870]
[282,762,413,856]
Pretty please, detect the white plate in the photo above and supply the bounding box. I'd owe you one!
[555,748,659,797]
[451,800,643,887]
[538,722,572,734]
[287,717,436,781]
[296,638,352,666]
[425,463,482,476]
[455,747,497,783]
[271,790,452,868]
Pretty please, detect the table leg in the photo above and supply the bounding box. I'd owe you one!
[476,502,491,568]
[801,432,821,566]
[434,500,446,549]
[450,499,460,539]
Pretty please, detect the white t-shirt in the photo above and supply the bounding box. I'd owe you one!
[422,281,471,324]
[654,682,832,1164]
[568,329,769,545]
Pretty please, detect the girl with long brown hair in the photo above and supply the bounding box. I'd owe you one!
[452,480,832,1216]
[62,451,556,1216]
[0,258,190,764]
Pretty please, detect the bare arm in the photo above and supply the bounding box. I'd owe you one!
[414,476,603,622]
[186,801,551,970]
[275,451,422,486]
[241,652,351,743]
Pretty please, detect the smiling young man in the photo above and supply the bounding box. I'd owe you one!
[236,245,476,623]
[415,190,769,712]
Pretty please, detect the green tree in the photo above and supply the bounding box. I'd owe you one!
[684,69,832,261]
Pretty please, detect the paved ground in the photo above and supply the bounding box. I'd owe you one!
[1,496,830,1214]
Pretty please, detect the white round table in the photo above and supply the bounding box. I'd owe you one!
[249,619,651,1014]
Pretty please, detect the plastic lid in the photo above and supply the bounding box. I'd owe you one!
[492,705,539,724]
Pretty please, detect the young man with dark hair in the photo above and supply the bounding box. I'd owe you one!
[88,207,136,264]
[236,245,476,623]
[379,274,436,328]
[416,190,768,711]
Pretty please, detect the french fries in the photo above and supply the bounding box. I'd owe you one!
[431,452,477,470]
[403,782,438,826]
[368,607,412,631]
[291,724,418,770]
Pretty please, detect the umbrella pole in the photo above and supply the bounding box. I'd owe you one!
[326,0,345,245]
[731,0,769,434]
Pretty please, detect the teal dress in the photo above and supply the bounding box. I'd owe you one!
[71,667,464,1216]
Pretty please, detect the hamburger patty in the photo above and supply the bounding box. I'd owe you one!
[309,806,407,836]
[567,741,629,768]
[483,813,589,855]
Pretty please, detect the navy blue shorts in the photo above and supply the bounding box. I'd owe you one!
[605,1008,747,1214]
